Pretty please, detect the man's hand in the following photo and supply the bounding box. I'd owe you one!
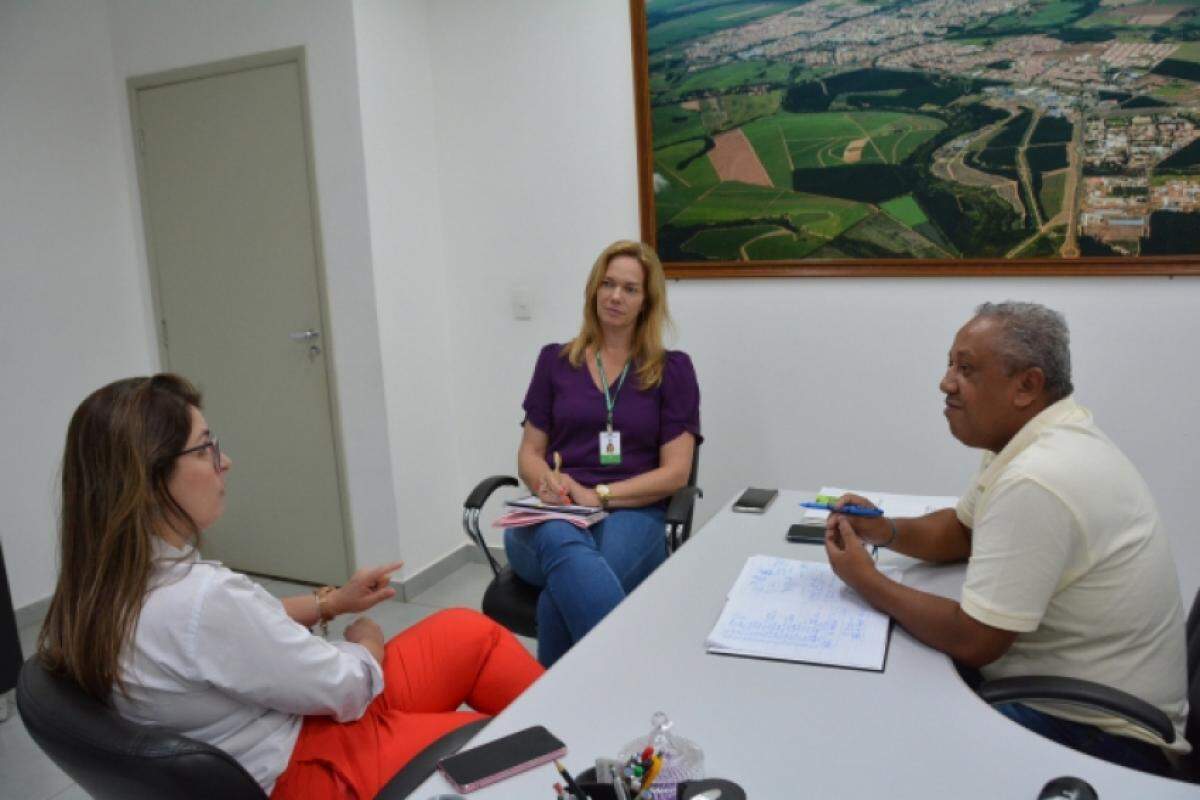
[824,516,879,591]
[332,561,402,615]
[825,493,892,546]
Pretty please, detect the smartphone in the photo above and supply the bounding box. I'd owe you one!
[786,522,827,544]
[732,487,778,513]
[437,725,567,793]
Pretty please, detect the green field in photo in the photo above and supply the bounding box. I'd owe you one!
[667,183,869,239]
[646,0,794,53]
[1038,170,1069,220]
[769,112,944,168]
[680,224,785,260]
[743,230,831,259]
[653,140,719,189]
[880,195,930,228]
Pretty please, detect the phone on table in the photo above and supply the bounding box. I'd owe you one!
[437,725,567,793]
[786,522,827,544]
[732,487,779,513]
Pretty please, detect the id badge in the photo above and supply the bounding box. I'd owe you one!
[599,430,622,465]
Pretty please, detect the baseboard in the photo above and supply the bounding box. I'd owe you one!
[15,597,50,631]
[396,543,505,601]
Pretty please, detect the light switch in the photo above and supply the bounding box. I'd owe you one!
[511,284,533,320]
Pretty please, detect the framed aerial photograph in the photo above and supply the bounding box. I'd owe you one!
[631,0,1200,276]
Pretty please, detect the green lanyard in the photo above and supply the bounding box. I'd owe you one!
[596,352,631,433]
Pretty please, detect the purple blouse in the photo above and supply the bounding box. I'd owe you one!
[521,343,702,488]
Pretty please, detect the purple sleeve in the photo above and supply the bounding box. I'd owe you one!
[659,351,702,447]
[521,343,560,433]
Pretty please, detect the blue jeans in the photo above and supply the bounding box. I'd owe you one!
[996,702,1171,777]
[504,507,666,667]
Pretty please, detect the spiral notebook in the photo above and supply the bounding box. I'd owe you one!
[705,555,899,671]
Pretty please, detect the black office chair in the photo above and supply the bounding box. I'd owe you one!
[0,540,22,722]
[462,450,702,638]
[977,588,1200,783]
[16,655,489,800]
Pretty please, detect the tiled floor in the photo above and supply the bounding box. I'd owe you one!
[1,562,513,800]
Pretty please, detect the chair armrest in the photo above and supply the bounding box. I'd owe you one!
[373,717,490,799]
[465,475,518,510]
[666,486,702,527]
[977,675,1175,744]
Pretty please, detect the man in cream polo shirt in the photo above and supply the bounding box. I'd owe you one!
[824,301,1190,776]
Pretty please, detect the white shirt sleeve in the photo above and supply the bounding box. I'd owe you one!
[960,476,1082,633]
[180,568,384,722]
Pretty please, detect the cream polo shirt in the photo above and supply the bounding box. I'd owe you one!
[111,541,384,793]
[956,397,1190,753]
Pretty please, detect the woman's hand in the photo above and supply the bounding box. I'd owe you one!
[561,474,601,507]
[331,561,403,615]
[344,617,385,664]
[537,468,574,505]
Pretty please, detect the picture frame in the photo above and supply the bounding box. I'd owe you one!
[630,0,1200,277]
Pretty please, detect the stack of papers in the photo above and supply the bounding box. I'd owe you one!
[801,486,959,524]
[493,496,608,530]
[706,555,900,671]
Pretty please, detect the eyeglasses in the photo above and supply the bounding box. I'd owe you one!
[178,437,222,471]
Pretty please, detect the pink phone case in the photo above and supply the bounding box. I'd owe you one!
[438,745,568,793]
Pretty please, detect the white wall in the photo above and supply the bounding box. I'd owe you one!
[0,0,157,609]
[425,1,1200,600]
[3,0,1195,612]
[102,0,404,571]
[352,0,465,575]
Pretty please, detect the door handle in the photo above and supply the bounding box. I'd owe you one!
[289,329,321,342]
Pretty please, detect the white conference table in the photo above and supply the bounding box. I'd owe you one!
[414,490,1198,799]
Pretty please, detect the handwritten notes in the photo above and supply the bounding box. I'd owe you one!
[705,555,899,671]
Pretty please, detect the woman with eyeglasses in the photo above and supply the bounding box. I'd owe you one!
[506,240,701,667]
[38,374,542,799]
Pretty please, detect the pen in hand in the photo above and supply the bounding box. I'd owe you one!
[552,452,571,505]
[800,501,884,517]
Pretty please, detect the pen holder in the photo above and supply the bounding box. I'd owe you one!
[573,767,623,800]
[573,770,746,800]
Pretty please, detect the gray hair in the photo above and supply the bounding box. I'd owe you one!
[973,301,1073,402]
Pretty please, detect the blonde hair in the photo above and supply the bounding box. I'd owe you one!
[563,240,672,389]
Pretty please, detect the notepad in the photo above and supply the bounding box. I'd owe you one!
[800,486,959,525]
[505,495,603,517]
[705,555,900,671]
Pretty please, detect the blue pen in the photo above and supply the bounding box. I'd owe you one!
[800,501,884,517]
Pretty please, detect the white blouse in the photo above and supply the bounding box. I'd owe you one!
[111,540,384,793]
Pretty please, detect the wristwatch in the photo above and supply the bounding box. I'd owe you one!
[595,484,612,509]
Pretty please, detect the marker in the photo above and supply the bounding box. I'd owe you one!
[555,759,589,800]
[800,501,883,517]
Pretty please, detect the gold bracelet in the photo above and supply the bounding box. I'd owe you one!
[313,585,336,637]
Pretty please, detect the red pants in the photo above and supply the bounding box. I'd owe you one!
[270,608,543,800]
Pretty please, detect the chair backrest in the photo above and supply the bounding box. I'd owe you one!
[667,445,702,551]
[16,656,265,800]
[1185,589,1200,758]
[0,542,21,694]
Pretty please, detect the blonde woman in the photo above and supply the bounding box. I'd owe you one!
[506,240,701,666]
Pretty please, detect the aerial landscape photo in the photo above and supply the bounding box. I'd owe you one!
[645,0,1200,262]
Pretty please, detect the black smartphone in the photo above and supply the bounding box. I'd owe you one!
[437,725,567,793]
[786,522,827,544]
[732,487,779,513]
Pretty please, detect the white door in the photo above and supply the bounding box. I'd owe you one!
[134,56,350,584]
